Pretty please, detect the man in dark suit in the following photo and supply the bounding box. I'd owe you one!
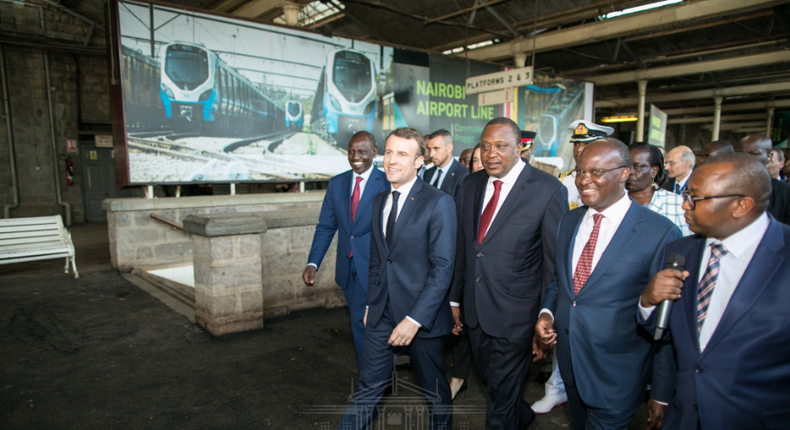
[451,117,568,430]
[663,145,695,194]
[535,139,682,430]
[424,129,469,199]
[303,131,390,370]
[339,128,456,430]
[735,134,790,224]
[640,153,790,430]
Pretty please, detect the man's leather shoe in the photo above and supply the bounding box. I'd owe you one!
[530,393,567,414]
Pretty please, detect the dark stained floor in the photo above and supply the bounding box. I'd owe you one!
[1,223,651,429]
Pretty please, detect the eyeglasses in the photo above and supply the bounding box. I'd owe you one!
[681,189,745,210]
[575,166,628,179]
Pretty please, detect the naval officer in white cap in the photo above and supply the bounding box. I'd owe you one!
[557,120,616,210]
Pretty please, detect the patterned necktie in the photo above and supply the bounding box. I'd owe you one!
[478,180,503,244]
[385,191,400,248]
[432,169,443,188]
[349,176,362,257]
[697,243,728,335]
[572,213,604,295]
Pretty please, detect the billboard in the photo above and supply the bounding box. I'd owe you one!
[109,0,591,185]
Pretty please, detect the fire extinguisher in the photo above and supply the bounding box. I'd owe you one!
[65,157,74,186]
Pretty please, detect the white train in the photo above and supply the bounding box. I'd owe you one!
[159,42,286,136]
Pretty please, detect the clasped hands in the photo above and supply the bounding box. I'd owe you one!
[532,313,557,362]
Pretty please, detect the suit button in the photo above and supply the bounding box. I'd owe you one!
[572,300,577,307]
[350,235,354,239]
[564,328,569,334]
[476,277,481,282]
[696,366,704,373]
[476,252,484,257]
[387,260,392,264]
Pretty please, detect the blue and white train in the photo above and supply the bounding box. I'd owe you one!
[285,101,303,131]
[159,42,286,136]
[311,49,377,148]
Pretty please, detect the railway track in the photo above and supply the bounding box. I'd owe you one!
[126,132,330,180]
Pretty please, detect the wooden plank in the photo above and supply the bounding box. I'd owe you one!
[0,242,66,252]
[0,252,72,264]
[0,216,62,226]
[0,230,63,240]
[0,236,67,246]
[0,225,59,233]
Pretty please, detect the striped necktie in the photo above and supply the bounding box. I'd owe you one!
[696,243,728,335]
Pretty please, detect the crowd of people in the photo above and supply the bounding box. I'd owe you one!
[303,117,790,430]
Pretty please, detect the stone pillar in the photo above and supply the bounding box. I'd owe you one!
[712,96,723,141]
[513,53,527,68]
[184,213,267,336]
[282,2,302,26]
[636,80,648,142]
[766,107,775,137]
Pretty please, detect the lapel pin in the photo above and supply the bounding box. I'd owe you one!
[410,197,414,200]
[451,172,455,176]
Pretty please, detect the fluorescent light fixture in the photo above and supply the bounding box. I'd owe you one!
[601,115,638,123]
[602,0,683,19]
[443,39,499,55]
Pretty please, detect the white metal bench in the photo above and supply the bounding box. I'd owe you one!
[0,215,79,278]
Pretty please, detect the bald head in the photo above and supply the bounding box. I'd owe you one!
[685,153,771,239]
[735,134,773,166]
[665,145,695,181]
[701,140,733,162]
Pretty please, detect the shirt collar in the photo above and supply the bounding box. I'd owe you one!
[390,174,419,196]
[487,158,526,187]
[353,164,375,182]
[588,190,631,225]
[707,212,770,258]
[677,170,692,188]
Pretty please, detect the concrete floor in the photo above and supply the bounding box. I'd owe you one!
[1,222,651,429]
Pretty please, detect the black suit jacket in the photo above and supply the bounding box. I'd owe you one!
[367,178,456,338]
[661,177,676,193]
[450,161,568,339]
[423,159,469,200]
[769,178,790,224]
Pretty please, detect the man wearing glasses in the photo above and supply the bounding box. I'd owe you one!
[663,146,695,195]
[535,139,681,430]
[734,134,790,224]
[639,153,790,430]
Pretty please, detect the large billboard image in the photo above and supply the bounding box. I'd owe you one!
[110,0,591,185]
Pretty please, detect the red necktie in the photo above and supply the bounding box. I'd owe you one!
[572,213,603,295]
[478,180,503,244]
[349,176,362,257]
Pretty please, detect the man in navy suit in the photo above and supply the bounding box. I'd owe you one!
[339,128,456,430]
[640,153,790,430]
[303,131,389,370]
[424,129,469,199]
[535,139,682,430]
[451,117,568,430]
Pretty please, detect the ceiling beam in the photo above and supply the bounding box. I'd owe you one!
[667,113,768,124]
[596,81,790,108]
[701,121,766,130]
[616,99,790,115]
[457,0,786,61]
[588,50,790,86]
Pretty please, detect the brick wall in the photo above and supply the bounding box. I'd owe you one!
[0,1,107,223]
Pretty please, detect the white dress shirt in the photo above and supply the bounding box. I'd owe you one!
[432,160,452,189]
[639,212,769,352]
[674,170,692,193]
[479,159,526,237]
[382,175,419,235]
[540,192,633,320]
[307,165,377,269]
[351,164,375,197]
[378,174,422,328]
